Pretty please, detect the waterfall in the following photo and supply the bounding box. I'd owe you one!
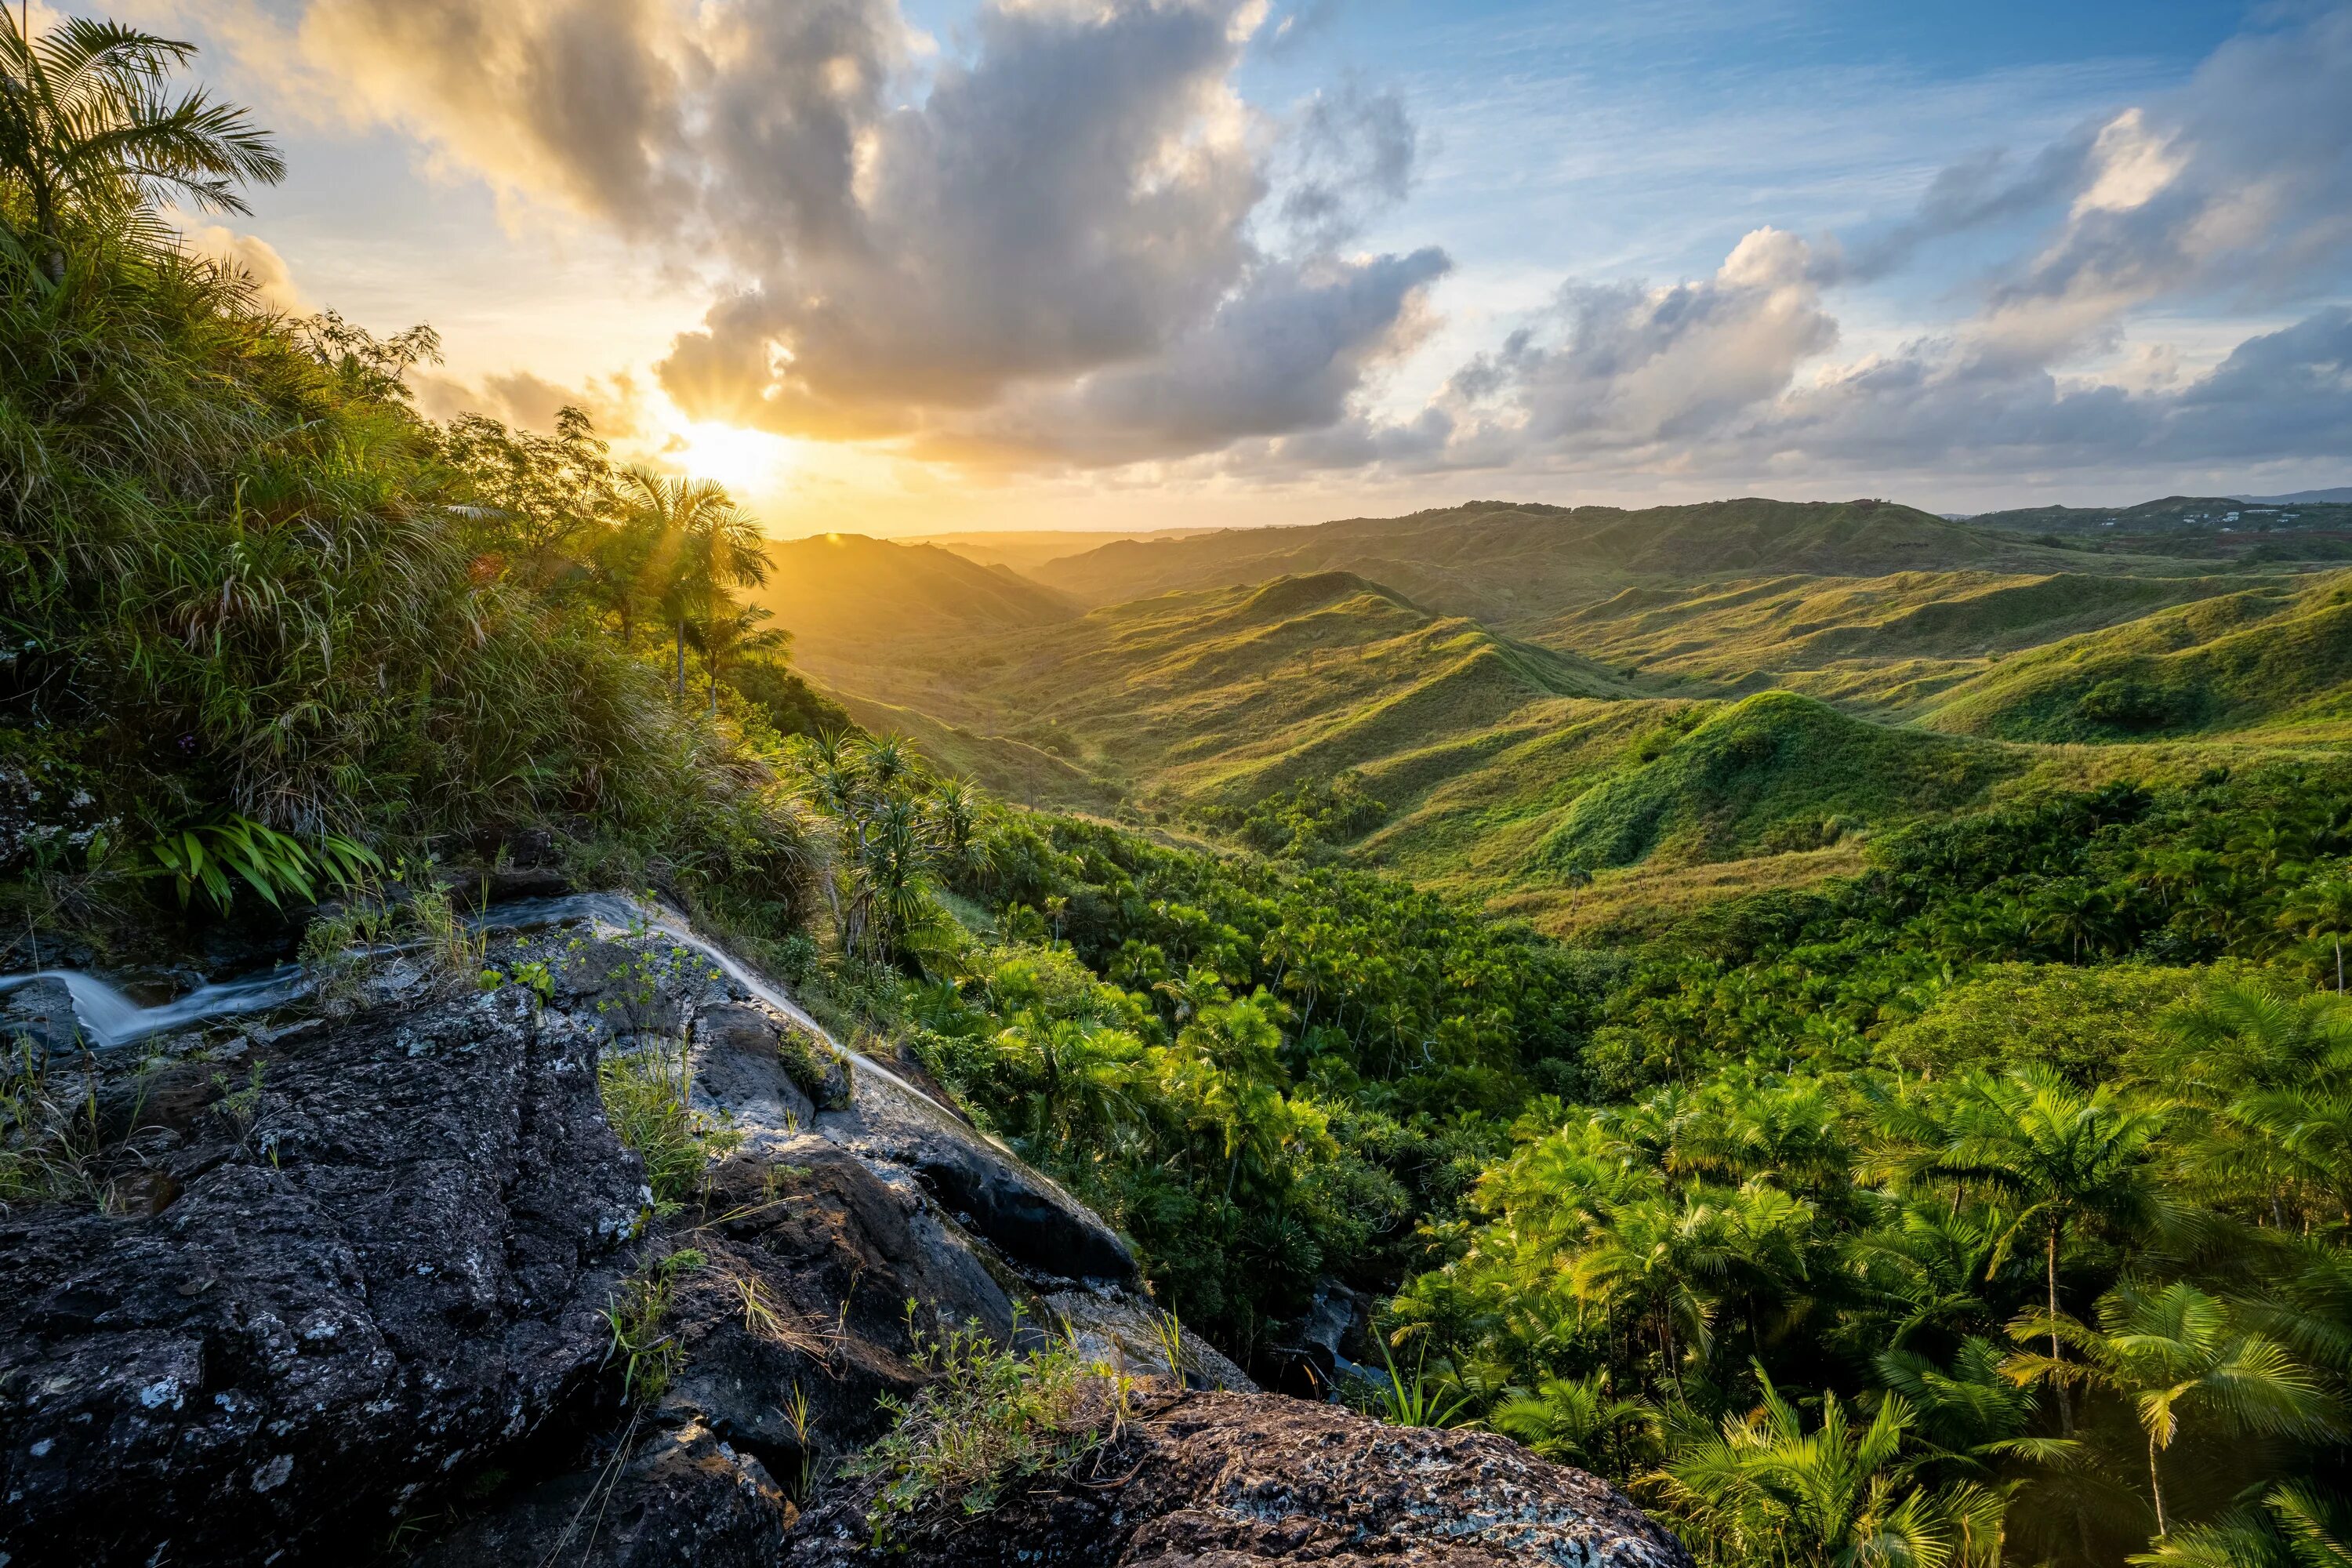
[0,967,309,1050]
[0,891,956,1126]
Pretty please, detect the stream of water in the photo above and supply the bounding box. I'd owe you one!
[0,966,310,1049]
[0,891,953,1125]
[482,893,952,1115]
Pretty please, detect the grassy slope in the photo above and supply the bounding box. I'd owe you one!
[906,527,1221,575]
[1922,571,2352,742]
[1527,691,2017,870]
[1968,494,2352,535]
[798,566,2040,934]
[804,572,1635,804]
[774,511,2352,937]
[1537,569,2267,713]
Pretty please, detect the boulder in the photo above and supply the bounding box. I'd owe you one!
[1256,1275,1370,1396]
[789,1389,1696,1568]
[1,975,84,1053]
[414,1413,792,1568]
[815,1071,1137,1287]
[0,905,1695,1568]
[690,1001,817,1146]
[0,988,644,1568]
[660,1142,1017,1471]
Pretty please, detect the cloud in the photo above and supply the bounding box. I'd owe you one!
[1274,78,1418,250]
[175,220,308,314]
[245,0,1442,469]
[412,368,648,440]
[930,245,1452,466]
[1436,227,1837,458]
[208,0,2352,493]
[1842,8,2352,339]
[1327,5,2352,490]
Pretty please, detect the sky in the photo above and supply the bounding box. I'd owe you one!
[92,0,2352,536]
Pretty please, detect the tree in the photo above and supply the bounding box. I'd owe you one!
[621,468,769,702]
[0,13,284,281]
[438,405,622,590]
[1658,1370,2007,1568]
[690,601,786,713]
[1491,1370,1657,1476]
[2140,982,2352,1234]
[2005,1282,2336,1539]
[1884,1067,2170,1436]
[2132,1483,2352,1568]
[2279,872,2352,994]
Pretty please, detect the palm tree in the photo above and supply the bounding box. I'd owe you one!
[2133,1483,2352,1568]
[1882,1066,2170,1437]
[0,13,284,281]
[1492,1370,1658,1476]
[927,779,990,887]
[2034,879,2117,963]
[689,601,786,713]
[620,468,769,702]
[2279,871,2352,994]
[2143,982,2352,1233]
[1657,1370,2008,1568]
[2005,1282,2337,1539]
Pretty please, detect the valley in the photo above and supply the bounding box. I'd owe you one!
[772,501,2352,932]
[14,10,2352,1566]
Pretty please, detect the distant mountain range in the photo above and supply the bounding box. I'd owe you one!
[1965,493,2352,535]
[2236,487,2352,505]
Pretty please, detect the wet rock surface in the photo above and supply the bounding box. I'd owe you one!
[0,976,82,1054]
[0,902,1684,1568]
[789,1390,1697,1568]
[813,1070,1138,1287]
[415,1413,794,1568]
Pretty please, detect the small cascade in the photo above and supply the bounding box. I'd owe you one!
[0,967,309,1049]
[0,891,961,1130]
[479,894,962,1124]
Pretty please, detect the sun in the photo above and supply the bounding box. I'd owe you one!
[668,420,796,495]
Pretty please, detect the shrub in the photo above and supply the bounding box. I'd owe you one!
[846,1307,1130,1544]
[597,1036,739,1209]
[2079,676,2183,731]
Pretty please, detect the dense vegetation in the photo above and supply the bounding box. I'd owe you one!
[0,13,842,955]
[14,19,2352,1568]
[774,757,2352,1568]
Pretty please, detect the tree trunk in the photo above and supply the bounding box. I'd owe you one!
[2049,1228,2074,1437]
[2149,1435,2169,1537]
[673,621,685,702]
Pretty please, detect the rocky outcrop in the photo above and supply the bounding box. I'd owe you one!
[416,1412,793,1568]
[811,1069,1137,1286]
[790,1390,1697,1568]
[0,985,643,1567]
[0,900,1686,1568]
[0,975,81,1054]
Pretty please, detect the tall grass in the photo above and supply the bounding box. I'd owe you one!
[0,223,809,924]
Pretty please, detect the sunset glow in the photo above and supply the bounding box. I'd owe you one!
[120,0,2352,529]
[666,419,798,495]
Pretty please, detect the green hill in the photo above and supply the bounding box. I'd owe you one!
[750,533,1076,652]
[1922,571,2352,742]
[1538,568,2263,712]
[799,571,1634,807]
[1528,691,2017,872]
[758,509,2352,937]
[1029,498,2130,622]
